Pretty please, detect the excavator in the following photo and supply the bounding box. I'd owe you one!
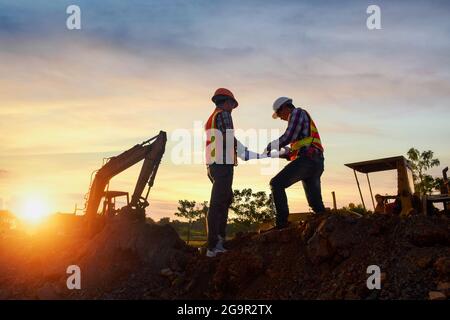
[83,131,167,235]
[42,131,167,237]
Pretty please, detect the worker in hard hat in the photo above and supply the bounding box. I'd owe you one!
[265,97,326,230]
[204,88,259,257]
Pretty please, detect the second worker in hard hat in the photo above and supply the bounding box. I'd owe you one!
[205,88,260,257]
[265,97,326,230]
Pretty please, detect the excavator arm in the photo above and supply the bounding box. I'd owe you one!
[129,132,166,209]
[85,131,167,223]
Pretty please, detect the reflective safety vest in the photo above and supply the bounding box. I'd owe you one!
[205,108,237,165]
[289,110,324,161]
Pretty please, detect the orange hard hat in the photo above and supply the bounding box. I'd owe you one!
[211,88,238,107]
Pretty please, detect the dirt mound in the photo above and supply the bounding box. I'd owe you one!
[167,214,450,300]
[71,218,197,298]
[0,218,196,299]
[79,218,193,286]
[0,213,449,300]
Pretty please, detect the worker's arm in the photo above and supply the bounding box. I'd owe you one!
[236,139,261,161]
[265,108,303,153]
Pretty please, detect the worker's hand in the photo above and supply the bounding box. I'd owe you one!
[265,143,272,156]
[278,147,291,161]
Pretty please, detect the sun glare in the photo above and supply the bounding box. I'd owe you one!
[18,195,51,225]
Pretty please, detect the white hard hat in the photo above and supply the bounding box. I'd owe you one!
[272,97,292,119]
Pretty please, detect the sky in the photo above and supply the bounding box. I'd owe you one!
[0,0,449,220]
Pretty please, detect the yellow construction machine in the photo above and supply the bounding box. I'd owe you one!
[83,131,167,234]
[345,156,449,216]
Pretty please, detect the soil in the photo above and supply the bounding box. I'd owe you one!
[0,213,449,300]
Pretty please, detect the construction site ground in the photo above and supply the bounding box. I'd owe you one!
[0,213,449,300]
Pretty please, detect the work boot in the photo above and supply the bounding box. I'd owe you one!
[206,249,217,258]
[206,248,225,258]
[215,235,227,253]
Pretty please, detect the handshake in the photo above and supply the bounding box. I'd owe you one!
[241,146,291,161]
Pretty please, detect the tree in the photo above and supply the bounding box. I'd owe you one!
[197,201,209,236]
[158,217,171,225]
[230,188,276,226]
[174,200,198,244]
[174,200,209,244]
[407,148,440,195]
[434,177,446,193]
[346,203,367,215]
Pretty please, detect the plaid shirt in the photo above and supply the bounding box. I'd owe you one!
[268,107,310,150]
[213,108,258,162]
[215,109,234,132]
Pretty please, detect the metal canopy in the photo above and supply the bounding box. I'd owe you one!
[345,156,410,174]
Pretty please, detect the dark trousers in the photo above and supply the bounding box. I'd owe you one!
[270,152,325,227]
[207,164,234,249]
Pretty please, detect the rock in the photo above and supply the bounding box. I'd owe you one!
[184,279,195,291]
[434,257,450,276]
[328,226,358,251]
[368,223,382,236]
[437,282,450,291]
[212,252,264,295]
[437,282,450,297]
[307,234,332,264]
[310,215,359,258]
[428,291,446,300]
[414,255,433,269]
[261,231,279,243]
[305,215,361,264]
[265,268,277,279]
[339,249,350,258]
[171,277,183,287]
[280,232,292,243]
[301,224,314,242]
[409,219,450,247]
[160,268,174,277]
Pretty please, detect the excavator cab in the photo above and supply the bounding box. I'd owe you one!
[101,191,130,218]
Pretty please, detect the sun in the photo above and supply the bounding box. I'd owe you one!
[18,195,51,225]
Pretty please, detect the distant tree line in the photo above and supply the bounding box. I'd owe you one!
[166,188,276,243]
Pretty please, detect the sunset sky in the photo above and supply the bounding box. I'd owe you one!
[1,0,449,220]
